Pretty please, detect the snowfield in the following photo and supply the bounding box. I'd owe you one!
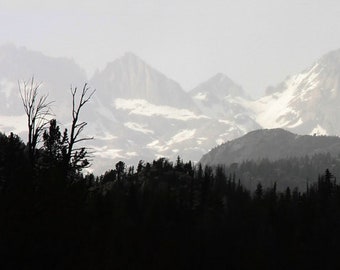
[114,98,207,121]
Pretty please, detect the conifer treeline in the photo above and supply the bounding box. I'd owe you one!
[1,131,340,269]
[224,153,340,191]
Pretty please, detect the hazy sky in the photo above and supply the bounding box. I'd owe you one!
[2,0,340,97]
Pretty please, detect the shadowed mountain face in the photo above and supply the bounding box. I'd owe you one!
[0,44,87,117]
[2,44,340,173]
[91,52,198,110]
[200,128,340,191]
[200,128,340,167]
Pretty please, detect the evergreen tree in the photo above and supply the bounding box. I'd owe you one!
[42,119,68,168]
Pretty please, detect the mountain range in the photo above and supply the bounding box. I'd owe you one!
[1,44,340,173]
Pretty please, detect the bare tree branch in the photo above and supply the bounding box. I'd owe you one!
[65,83,95,172]
[19,77,53,164]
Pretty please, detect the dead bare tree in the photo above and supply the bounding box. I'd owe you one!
[65,83,95,172]
[19,77,53,165]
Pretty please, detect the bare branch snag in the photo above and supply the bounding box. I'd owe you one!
[66,83,95,172]
[19,77,53,164]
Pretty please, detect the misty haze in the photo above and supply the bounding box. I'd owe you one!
[2,1,340,269]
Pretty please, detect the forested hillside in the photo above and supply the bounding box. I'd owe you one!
[215,153,340,191]
[1,130,340,269]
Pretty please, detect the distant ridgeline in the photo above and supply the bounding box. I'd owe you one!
[209,153,340,191]
[4,45,340,172]
[200,128,340,191]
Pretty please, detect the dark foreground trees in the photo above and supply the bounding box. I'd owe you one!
[19,77,52,165]
[1,136,340,270]
[19,78,94,176]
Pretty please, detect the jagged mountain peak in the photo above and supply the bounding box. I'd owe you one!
[263,48,340,96]
[0,43,82,68]
[90,52,196,109]
[122,51,143,61]
[5,44,340,174]
[213,72,239,81]
[191,72,246,99]
[112,51,149,70]
[318,48,340,65]
[188,72,257,123]
[254,47,340,136]
[105,52,161,75]
[0,44,87,116]
[0,44,87,88]
[209,72,233,82]
[0,43,31,57]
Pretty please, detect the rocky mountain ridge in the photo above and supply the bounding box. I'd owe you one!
[2,44,340,173]
[252,48,340,136]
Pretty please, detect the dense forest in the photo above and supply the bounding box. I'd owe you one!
[224,153,340,191]
[1,128,340,269]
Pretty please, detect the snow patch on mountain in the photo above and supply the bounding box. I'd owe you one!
[92,146,124,159]
[218,119,232,125]
[124,122,154,134]
[5,45,340,174]
[311,125,328,136]
[167,129,196,145]
[197,137,207,145]
[255,92,297,128]
[147,140,169,153]
[146,129,196,155]
[126,152,138,157]
[95,133,118,141]
[193,92,207,100]
[114,98,207,121]
[252,48,340,136]
[254,63,323,129]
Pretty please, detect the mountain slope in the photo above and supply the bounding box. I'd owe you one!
[87,54,259,172]
[0,44,87,107]
[0,44,87,131]
[253,49,340,135]
[91,52,197,109]
[7,45,340,174]
[200,128,340,167]
[189,73,260,140]
[190,73,250,117]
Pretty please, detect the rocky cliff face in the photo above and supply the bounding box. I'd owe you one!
[2,45,340,173]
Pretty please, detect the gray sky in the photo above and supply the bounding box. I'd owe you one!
[2,0,340,97]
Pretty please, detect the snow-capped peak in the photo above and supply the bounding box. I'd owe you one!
[4,45,340,174]
[254,48,340,136]
[191,73,246,99]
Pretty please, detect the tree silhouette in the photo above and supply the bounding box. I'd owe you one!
[42,119,68,168]
[19,77,52,165]
[65,83,95,173]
